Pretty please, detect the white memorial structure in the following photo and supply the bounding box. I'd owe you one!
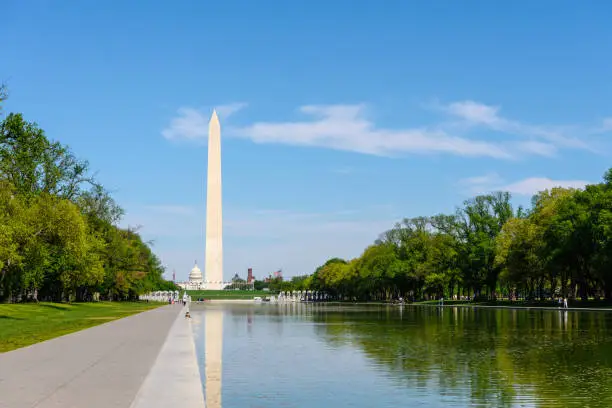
[177,110,225,290]
[176,262,205,290]
[204,110,224,290]
[139,290,179,302]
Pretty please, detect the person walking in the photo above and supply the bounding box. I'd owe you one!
[563,297,569,309]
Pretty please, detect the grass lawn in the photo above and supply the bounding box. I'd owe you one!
[0,302,163,353]
[187,290,273,300]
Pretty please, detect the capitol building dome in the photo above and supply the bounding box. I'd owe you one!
[189,262,203,282]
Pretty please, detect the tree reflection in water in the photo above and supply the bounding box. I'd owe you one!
[309,305,612,408]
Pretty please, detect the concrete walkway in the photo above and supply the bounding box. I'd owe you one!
[0,304,201,408]
[130,308,205,408]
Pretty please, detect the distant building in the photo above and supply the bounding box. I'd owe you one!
[232,273,245,282]
[176,262,205,290]
[264,270,283,283]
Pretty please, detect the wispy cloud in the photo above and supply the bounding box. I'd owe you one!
[233,104,515,159]
[161,102,247,141]
[162,107,209,141]
[443,100,589,151]
[163,103,514,159]
[445,100,501,126]
[460,173,591,197]
[598,118,612,133]
[162,100,609,159]
[500,177,590,196]
[224,207,392,239]
[514,141,558,157]
[215,102,247,120]
[459,172,505,196]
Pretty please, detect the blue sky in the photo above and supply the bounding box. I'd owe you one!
[3,1,612,281]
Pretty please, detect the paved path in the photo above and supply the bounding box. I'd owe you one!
[0,304,188,408]
[130,308,205,408]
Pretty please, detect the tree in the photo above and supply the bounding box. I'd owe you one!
[0,181,25,301]
[0,84,7,113]
[455,192,514,298]
[495,217,545,299]
[0,111,172,303]
[0,113,96,200]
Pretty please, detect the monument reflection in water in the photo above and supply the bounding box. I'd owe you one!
[193,306,223,408]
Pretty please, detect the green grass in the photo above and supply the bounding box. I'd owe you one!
[0,302,163,353]
[186,290,273,299]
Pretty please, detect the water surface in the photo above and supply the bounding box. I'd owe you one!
[191,303,612,407]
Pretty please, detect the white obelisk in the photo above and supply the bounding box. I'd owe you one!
[205,110,223,290]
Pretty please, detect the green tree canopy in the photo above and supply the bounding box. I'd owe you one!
[0,111,175,302]
[279,170,612,303]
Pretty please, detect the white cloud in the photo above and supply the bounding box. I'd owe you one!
[460,173,504,187]
[162,107,209,141]
[162,103,516,158]
[162,100,610,159]
[514,141,557,157]
[601,118,612,132]
[120,204,398,281]
[234,104,516,158]
[215,102,247,120]
[446,100,502,126]
[459,172,505,196]
[500,177,590,196]
[161,103,247,141]
[443,100,589,150]
[460,173,591,197]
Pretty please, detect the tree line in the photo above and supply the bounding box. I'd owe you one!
[284,170,612,302]
[0,99,175,302]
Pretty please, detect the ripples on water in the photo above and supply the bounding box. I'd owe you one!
[191,303,612,408]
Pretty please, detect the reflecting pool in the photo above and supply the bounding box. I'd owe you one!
[191,303,612,407]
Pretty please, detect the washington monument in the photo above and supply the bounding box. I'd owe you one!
[205,110,223,289]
